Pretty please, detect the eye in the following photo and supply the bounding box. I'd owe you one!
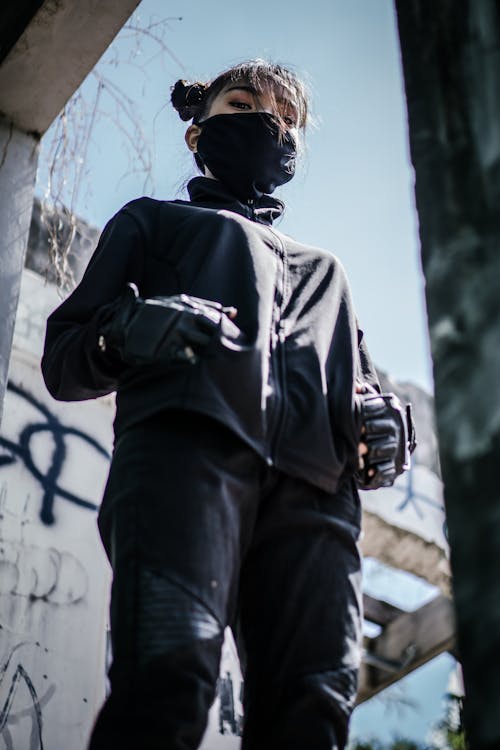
[229,99,253,110]
[280,106,298,128]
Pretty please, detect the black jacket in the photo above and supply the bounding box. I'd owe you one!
[42,177,379,493]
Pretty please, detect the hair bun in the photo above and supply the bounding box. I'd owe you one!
[170,79,208,121]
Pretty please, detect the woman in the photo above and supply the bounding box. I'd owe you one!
[42,60,412,750]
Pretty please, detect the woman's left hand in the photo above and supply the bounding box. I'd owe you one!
[356,383,374,477]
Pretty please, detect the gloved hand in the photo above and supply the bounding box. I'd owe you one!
[97,283,238,366]
[354,385,417,490]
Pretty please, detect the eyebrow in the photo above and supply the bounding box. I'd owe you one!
[225,84,258,95]
[224,84,298,113]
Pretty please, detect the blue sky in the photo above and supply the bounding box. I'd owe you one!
[34,3,452,742]
[351,651,456,745]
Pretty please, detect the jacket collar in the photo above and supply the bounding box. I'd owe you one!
[186,176,284,226]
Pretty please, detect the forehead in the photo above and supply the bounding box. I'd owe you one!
[219,78,299,110]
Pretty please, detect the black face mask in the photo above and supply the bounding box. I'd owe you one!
[196,111,297,201]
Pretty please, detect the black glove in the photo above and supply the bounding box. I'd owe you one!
[354,388,417,490]
[97,283,237,366]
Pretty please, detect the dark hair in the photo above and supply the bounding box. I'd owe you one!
[170,59,309,131]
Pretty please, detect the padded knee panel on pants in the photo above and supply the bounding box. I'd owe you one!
[136,567,222,668]
[301,666,358,747]
[242,666,358,750]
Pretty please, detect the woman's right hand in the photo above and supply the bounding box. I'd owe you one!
[97,283,239,366]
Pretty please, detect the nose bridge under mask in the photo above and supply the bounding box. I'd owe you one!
[195,111,297,201]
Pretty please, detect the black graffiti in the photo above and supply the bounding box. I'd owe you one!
[0,541,89,605]
[394,464,448,542]
[217,671,243,736]
[395,465,441,516]
[0,382,110,526]
[0,644,44,750]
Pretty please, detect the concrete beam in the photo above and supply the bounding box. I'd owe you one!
[358,594,456,704]
[361,510,451,595]
[0,0,141,135]
[363,594,404,627]
[0,2,44,64]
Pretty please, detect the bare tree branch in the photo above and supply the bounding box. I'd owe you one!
[36,12,184,292]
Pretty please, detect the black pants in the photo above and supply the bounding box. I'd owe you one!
[89,411,363,750]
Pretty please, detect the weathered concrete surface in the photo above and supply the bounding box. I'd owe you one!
[26,197,100,285]
[0,118,39,426]
[0,0,141,135]
[0,2,44,64]
[361,511,451,595]
[396,2,500,747]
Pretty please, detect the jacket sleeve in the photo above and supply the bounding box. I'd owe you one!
[357,327,381,393]
[41,208,144,401]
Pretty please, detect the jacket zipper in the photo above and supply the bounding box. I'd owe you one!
[245,198,287,465]
[266,226,288,465]
[246,198,256,221]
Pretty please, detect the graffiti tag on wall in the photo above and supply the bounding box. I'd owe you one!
[0,382,109,526]
[0,351,114,750]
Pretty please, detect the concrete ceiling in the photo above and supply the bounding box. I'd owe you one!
[0,0,141,136]
[0,1,44,64]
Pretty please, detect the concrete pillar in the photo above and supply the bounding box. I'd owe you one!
[0,0,140,424]
[0,118,39,423]
[395,1,500,747]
